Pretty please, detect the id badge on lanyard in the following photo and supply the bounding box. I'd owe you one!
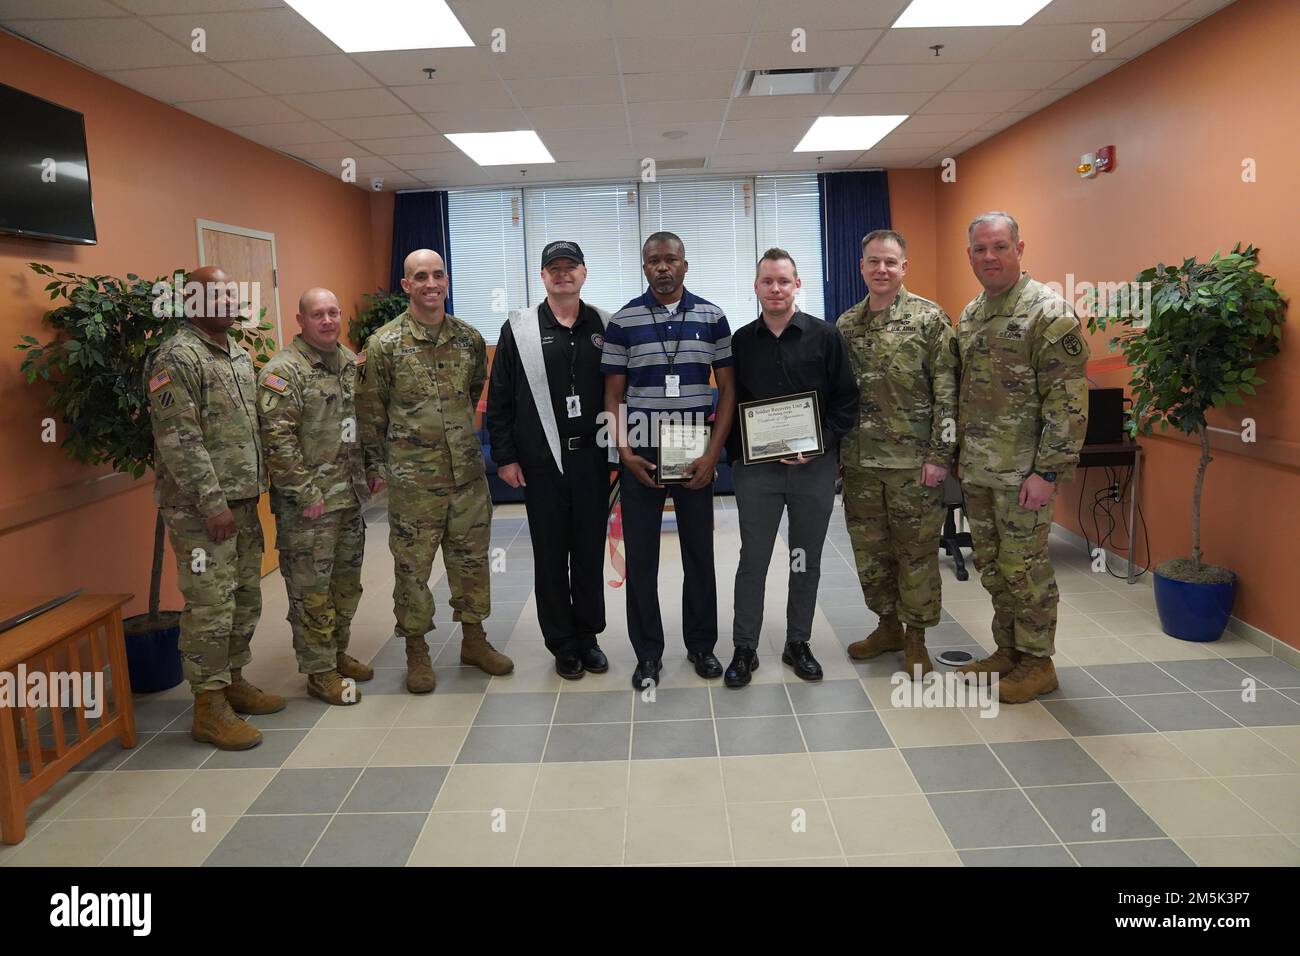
[664,373,681,398]
[566,394,582,418]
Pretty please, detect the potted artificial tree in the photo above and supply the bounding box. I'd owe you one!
[1089,244,1286,641]
[16,264,276,690]
[349,288,409,351]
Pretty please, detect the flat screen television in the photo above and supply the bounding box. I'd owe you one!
[0,82,97,244]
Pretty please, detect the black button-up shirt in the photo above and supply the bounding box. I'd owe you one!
[538,300,606,440]
[727,310,859,461]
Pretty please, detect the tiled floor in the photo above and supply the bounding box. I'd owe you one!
[5,499,1299,867]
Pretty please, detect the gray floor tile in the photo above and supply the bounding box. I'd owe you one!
[799,711,892,752]
[306,812,426,867]
[131,699,193,733]
[1068,839,1195,867]
[822,604,875,629]
[915,622,980,647]
[960,845,1076,867]
[204,814,329,867]
[247,696,332,731]
[554,690,633,725]
[473,692,557,726]
[926,789,1057,850]
[457,725,549,763]
[340,766,447,813]
[786,678,872,715]
[630,719,718,759]
[816,587,865,608]
[368,639,410,668]
[1282,688,1300,705]
[903,744,1014,792]
[116,731,215,771]
[816,571,862,591]
[1120,693,1241,731]
[1200,689,1300,726]
[202,729,312,770]
[633,687,711,722]
[1041,667,1113,701]
[430,667,492,695]
[1024,783,1164,843]
[1040,698,1155,736]
[711,683,793,718]
[846,652,912,677]
[1225,657,1300,689]
[248,768,362,814]
[1085,663,1188,696]
[543,723,630,762]
[716,716,806,757]
[991,739,1112,787]
[434,640,467,666]
[75,737,151,772]
[1156,659,1258,692]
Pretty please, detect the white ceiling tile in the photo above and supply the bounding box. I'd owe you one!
[322,114,438,139]
[177,96,307,126]
[947,60,1085,91]
[1006,88,1073,113]
[840,62,970,93]
[713,135,802,154]
[1107,19,1198,58]
[420,109,531,133]
[232,55,380,95]
[753,0,908,31]
[506,75,625,108]
[895,112,997,132]
[336,156,399,177]
[1049,59,1125,90]
[393,81,517,111]
[920,89,1036,113]
[723,93,831,119]
[548,139,638,162]
[229,120,344,146]
[274,141,370,162]
[348,48,500,87]
[1170,0,1237,17]
[280,88,411,120]
[381,152,468,172]
[826,91,930,113]
[492,39,620,78]
[115,0,280,12]
[721,117,814,139]
[876,129,965,149]
[0,0,125,17]
[617,34,748,74]
[608,0,760,37]
[743,29,883,70]
[527,105,629,130]
[710,154,837,171]
[930,130,996,157]
[355,136,458,155]
[4,17,201,69]
[624,71,740,102]
[146,9,338,62]
[103,64,263,102]
[977,111,1030,132]
[373,175,425,191]
[629,121,722,146]
[865,26,1012,64]
[985,22,1145,61]
[627,100,728,125]
[1029,0,1189,23]
[450,0,614,42]
[633,138,718,160]
[539,128,632,149]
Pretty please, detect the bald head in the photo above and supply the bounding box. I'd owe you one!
[296,287,341,352]
[185,264,240,333]
[400,248,449,323]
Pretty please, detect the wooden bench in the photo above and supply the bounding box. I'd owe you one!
[0,594,136,844]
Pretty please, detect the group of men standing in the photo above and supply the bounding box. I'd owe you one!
[146,208,1087,752]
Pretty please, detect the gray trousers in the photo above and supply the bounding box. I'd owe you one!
[731,450,838,650]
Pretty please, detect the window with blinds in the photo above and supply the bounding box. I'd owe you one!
[756,174,826,321]
[445,188,528,343]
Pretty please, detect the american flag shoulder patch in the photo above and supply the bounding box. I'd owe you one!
[148,369,171,392]
[262,374,289,394]
[355,351,366,365]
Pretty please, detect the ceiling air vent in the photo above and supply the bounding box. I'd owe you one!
[656,158,708,172]
[735,67,852,97]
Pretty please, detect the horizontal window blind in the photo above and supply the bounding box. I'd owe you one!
[446,188,528,343]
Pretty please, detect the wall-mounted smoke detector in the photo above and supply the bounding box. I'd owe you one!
[734,67,852,98]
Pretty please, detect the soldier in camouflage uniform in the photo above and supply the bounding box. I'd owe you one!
[954,212,1089,703]
[357,249,513,694]
[258,288,375,706]
[838,230,958,678]
[146,265,285,751]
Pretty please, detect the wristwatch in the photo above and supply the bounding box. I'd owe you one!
[1033,469,1058,482]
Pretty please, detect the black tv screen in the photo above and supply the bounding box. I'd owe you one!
[0,82,97,244]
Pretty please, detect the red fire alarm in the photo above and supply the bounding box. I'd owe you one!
[1096,145,1116,172]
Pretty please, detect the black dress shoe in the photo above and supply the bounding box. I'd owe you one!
[632,659,662,690]
[555,654,585,680]
[687,650,723,679]
[724,648,759,688]
[581,645,609,674]
[782,641,823,681]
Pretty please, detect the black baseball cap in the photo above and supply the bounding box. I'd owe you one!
[541,240,585,267]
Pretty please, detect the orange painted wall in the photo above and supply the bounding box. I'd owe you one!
[0,33,385,619]
[887,168,939,304]
[929,0,1299,647]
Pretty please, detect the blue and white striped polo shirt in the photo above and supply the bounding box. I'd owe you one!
[600,287,734,418]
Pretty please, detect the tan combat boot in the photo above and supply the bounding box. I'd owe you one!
[997,654,1059,704]
[405,637,437,694]
[847,615,905,660]
[336,652,374,683]
[307,669,361,706]
[225,668,287,715]
[460,622,514,676]
[191,689,262,751]
[902,625,933,679]
[956,647,1021,678]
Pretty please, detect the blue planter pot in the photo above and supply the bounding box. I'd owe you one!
[123,613,184,694]
[1153,569,1237,642]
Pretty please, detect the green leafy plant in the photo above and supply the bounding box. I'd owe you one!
[15,263,277,622]
[1088,244,1286,581]
[349,288,408,351]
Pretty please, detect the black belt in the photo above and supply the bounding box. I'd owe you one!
[562,435,595,451]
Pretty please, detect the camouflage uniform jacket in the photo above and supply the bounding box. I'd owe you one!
[955,273,1090,489]
[146,323,266,516]
[837,285,958,470]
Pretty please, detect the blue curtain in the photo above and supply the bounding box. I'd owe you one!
[818,171,890,322]
[389,190,454,315]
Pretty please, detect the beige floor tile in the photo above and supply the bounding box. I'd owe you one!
[1087,610,1164,637]
[1122,634,1219,662]
[1251,726,1300,765]
[879,708,982,748]
[828,795,952,856]
[1052,618,1115,640]
[434,763,538,811]
[55,769,193,820]
[968,700,1069,743]
[1053,636,1146,665]
[515,807,626,866]
[103,815,239,866]
[530,761,629,810]
[848,850,962,867]
[408,810,521,866]
[1219,774,1300,832]
[1122,779,1274,838]
[1165,728,1298,776]
[283,727,386,768]
[369,726,468,766]
[394,692,484,726]
[1061,591,1149,614]
[485,659,565,694]
[1178,834,1300,867]
[727,800,841,861]
[25,772,107,823]
[1205,638,1271,659]
[0,818,140,866]
[153,768,277,817]
[0,822,49,864]
[1077,734,1208,782]
[315,693,408,729]
[812,749,920,798]
[624,804,733,864]
[628,757,725,807]
[722,753,822,803]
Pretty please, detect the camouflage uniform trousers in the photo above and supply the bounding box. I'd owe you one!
[161,497,264,691]
[387,477,492,640]
[842,464,945,629]
[275,505,365,674]
[961,485,1058,657]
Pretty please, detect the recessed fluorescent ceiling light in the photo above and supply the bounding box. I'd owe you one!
[893,0,1052,27]
[284,0,473,53]
[794,116,908,152]
[445,131,554,166]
